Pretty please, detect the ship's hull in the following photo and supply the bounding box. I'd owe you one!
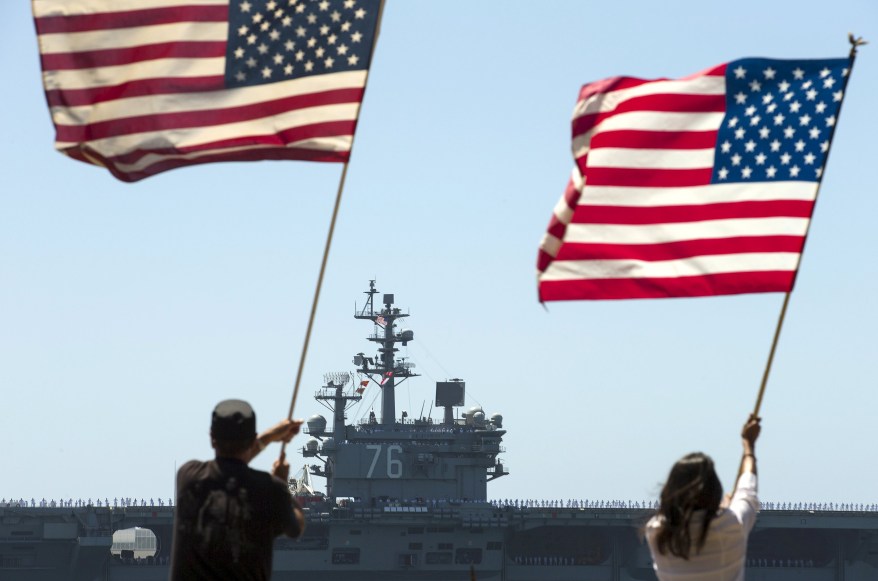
[4,505,878,580]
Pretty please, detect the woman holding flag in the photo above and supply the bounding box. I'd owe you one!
[645,416,762,580]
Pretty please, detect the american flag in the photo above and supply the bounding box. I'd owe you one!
[379,370,392,386]
[33,0,381,182]
[538,57,850,301]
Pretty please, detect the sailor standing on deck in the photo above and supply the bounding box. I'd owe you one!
[645,416,761,581]
[170,399,305,580]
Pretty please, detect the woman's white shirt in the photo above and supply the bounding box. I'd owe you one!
[645,473,758,581]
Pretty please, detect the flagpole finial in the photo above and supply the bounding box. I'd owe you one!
[848,33,867,55]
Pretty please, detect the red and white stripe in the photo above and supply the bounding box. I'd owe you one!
[33,0,367,182]
[538,65,819,301]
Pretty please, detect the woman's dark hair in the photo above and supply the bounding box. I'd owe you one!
[654,452,723,559]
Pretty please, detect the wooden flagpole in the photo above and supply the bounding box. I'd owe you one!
[736,34,865,479]
[750,34,864,418]
[279,0,387,461]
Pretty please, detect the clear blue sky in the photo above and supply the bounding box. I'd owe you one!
[2,1,876,506]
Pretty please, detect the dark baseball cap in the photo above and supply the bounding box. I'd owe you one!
[211,399,257,441]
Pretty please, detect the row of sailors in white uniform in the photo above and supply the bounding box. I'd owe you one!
[1,498,173,508]
[490,499,878,511]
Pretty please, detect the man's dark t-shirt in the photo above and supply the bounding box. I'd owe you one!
[170,458,301,580]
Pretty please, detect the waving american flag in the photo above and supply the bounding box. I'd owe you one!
[538,57,851,301]
[33,0,381,182]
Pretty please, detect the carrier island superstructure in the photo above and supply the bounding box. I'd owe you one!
[2,282,878,580]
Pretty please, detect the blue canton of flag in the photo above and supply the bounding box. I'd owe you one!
[226,0,380,88]
[712,58,848,184]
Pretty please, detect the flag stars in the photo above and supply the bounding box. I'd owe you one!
[755,152,767,165]
[741,166,753,178]
[778,80,791,92]
[805,88,819,101]
[820,140,830,153]
[780,152,791,165]
[766,102,777,113]
[721,140,732,153]
[789,101,802,113]
[749,115,761,126]
[832,90,843,102]
[815,101,827,114]
[718,167,730,180]
[734,128,746,139]
[822,76,836,89]
[773,113,785,125]
[799,114,811,126]
[825,115,836,127]
[804,152,816,165]
[783,126,795,139]
[792,68,805,80]
[749,79,762,92]
[758,126,770,139]
[819,67,831,78]
[766,166,778,178]
[770,139,781,152]
[790,165,801,177]
[745,106,757,116]
[728,116,739,128]
[816,167,823,178]
[794,140,806,152]
[731,154,742,166]
[734,92,747,104]
[762,93,773,104]
[734,65,747,78]
[809,127,821,139]
[226,0,374,89]
[763,67,776,79]
[744,140,757,152]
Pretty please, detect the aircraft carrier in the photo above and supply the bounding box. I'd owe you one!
[3,281,877,580]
